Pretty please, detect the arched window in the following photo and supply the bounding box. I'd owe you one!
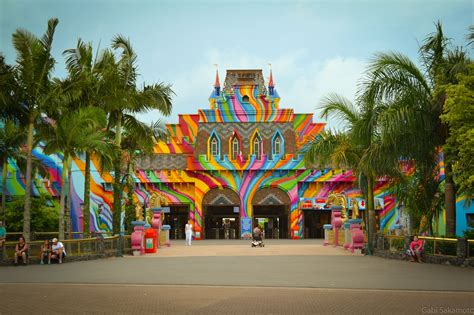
[253,136,262,160]
[274,136,281,155]
[231,136,239,160]
[210,135,219,157]
[272,130,284,157]
[242,95,249,102]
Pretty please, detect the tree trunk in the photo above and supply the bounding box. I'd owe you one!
[125,161,133,234]
[65,156,73,239]
[1,159,7,225]
[23,119,35,241]
[407,209,414,236]
[83,151,91,238]
[58,153,68,240]
[445,161,456,236]
[367,176,376,251]
[112,111,123,235]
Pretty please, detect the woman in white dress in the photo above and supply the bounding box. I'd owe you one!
[185,220,193,246]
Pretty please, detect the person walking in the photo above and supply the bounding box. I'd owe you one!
[185,220,193,246]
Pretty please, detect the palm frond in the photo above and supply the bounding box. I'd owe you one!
[420,20,448,81]
[112,34,137,86]
[304,130,360,169]
[467,25,474,47]
[122,114,155,153]
[149,119,169,143]
[318,93,359,127]
[363,52,431,104]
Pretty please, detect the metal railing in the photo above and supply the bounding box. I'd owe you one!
[377,234,461,257]
[418,236,458,257]
[377,234,405,252]
[2,236,120,260]
[468,240,474,258]
[124,235,132,254]
[5,231,88,241]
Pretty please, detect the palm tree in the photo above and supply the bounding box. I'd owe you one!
[304,94,397,251]
[39,107,114,239]
[98,35,173,235]
[10,18,59,241]
[62,39,117,237]
[120,120,169,232]
[362,22,471,236]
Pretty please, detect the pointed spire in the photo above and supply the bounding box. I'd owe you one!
[268,63,274,96]
[213,64,220,96]
[213,64,220,87]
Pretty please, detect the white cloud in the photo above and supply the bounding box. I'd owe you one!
[138,50,366,132]
[284,57,366,130]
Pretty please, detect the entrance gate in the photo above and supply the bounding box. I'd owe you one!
[163,205,190,240]
[202,188,240,239]
[303,210,331,238]
[252,188,290,239]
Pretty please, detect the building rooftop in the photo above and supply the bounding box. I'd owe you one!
[223,69,266,94]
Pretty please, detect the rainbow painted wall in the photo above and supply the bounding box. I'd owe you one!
[3,69,466,237]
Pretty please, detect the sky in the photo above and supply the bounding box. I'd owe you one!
[1,0,472,128]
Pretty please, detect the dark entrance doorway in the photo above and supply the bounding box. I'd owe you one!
[204,206,240,239]
[163,205,189,240]
[252,187,291,239]
[202,188,241,240]
[253,205,288,239]
[303,210,331,238]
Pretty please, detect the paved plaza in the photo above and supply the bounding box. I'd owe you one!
[1,240,473,314]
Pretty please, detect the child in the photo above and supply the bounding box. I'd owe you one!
[40,239,51,265]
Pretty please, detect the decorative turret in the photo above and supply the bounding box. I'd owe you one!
[214,65,221,96]
[268,68,275,96]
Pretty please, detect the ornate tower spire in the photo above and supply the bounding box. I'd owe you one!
[213,64,220,96]
[268,63,274,96]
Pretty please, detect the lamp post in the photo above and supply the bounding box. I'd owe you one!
[143,193,151,222]
[117,173,134,257]
[92,203,103,238]
[79,202,84,238]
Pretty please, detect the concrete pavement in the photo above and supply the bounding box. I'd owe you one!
[1,240,472,314]
[1,284,473,315]
[1,240,472,291]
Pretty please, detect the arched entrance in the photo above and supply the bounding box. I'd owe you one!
[202,188,241,239]
[252,187,290,239]
[164,204,191,240]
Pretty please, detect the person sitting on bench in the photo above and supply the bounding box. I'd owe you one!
[51,238,66,264]
[0,221,6,248]
[40,239,52,265]
[407,234,423,263]
[14,236,29,266]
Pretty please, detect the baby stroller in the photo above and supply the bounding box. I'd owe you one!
[251,232,265,247]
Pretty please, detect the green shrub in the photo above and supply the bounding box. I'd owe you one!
[4,194,59,234]
[463,228,474,240]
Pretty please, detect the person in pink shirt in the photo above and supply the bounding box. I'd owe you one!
[407,234,424,262]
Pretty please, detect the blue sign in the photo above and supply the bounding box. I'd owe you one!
[233,206,240,213]
[240,217,252,239]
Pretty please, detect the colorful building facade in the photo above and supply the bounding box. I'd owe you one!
[4,69,472,238]
[120,69,396,239]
